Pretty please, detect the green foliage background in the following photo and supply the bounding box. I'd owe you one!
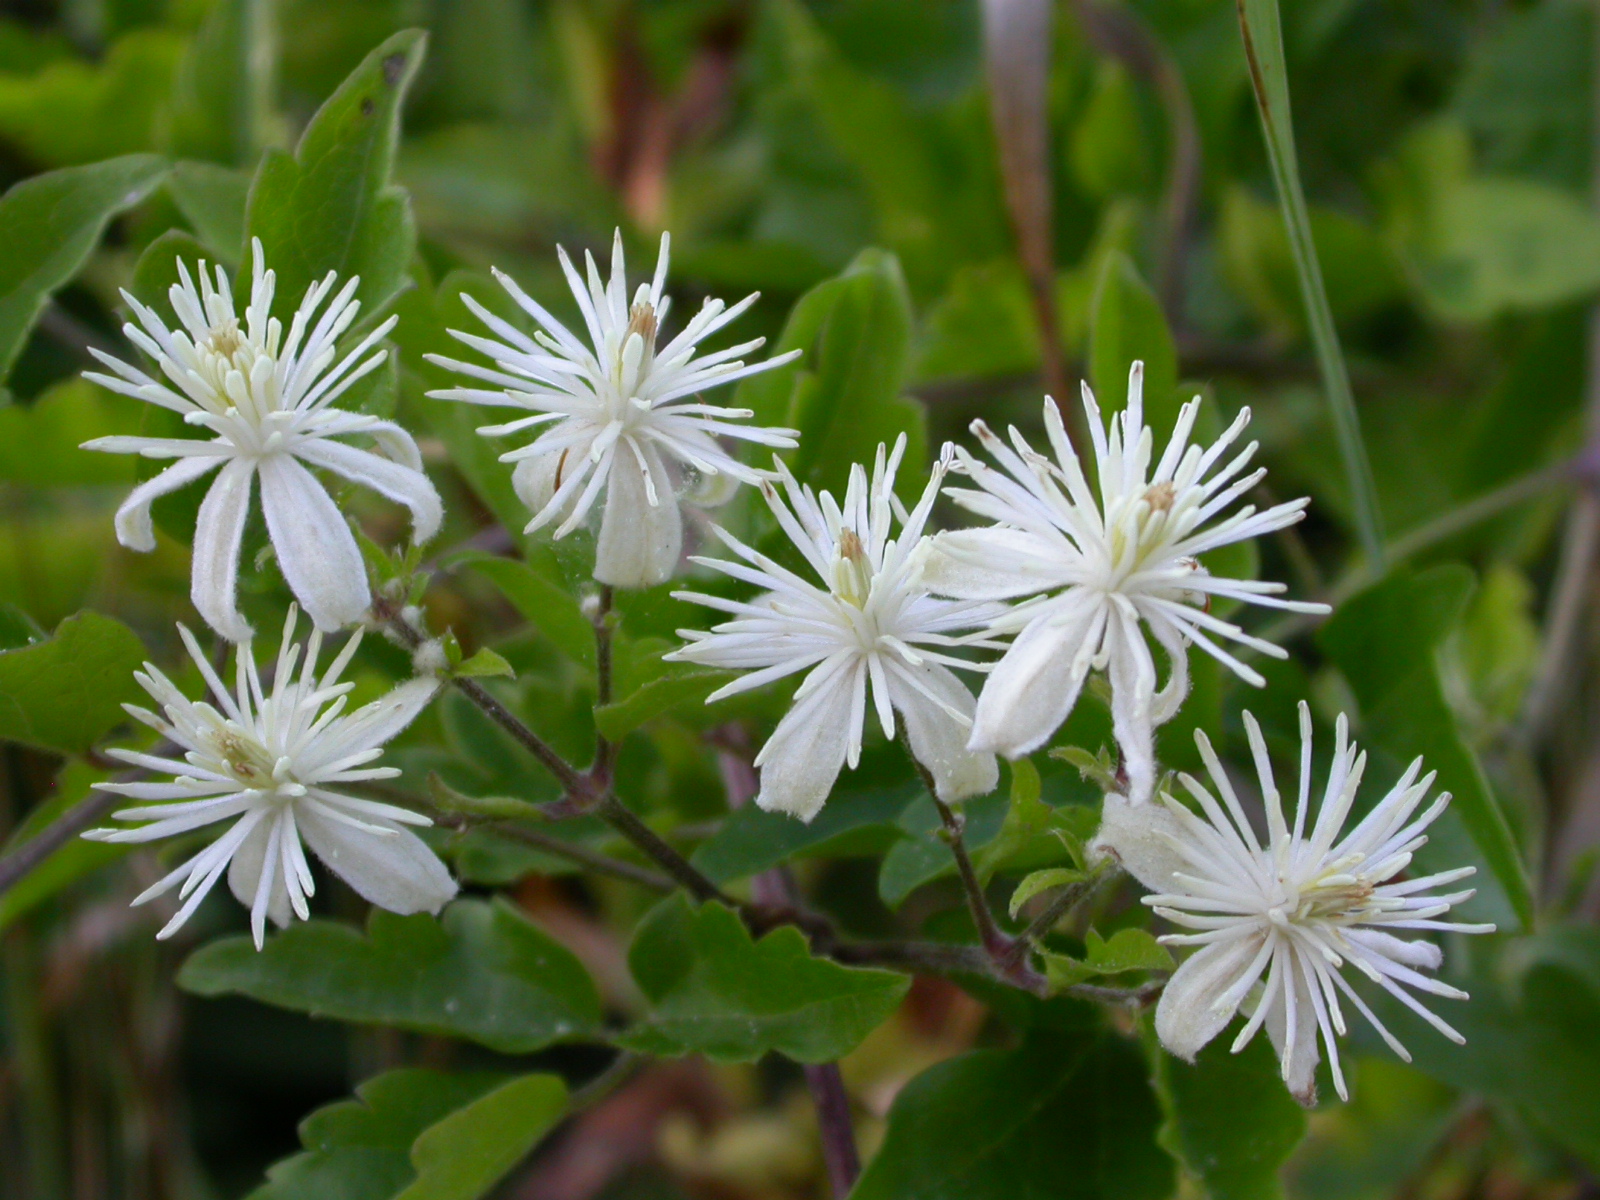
[0,0,1594,1198]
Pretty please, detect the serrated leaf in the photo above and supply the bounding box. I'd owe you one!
[454,647,514,679]
[851,1022,1174,1200]
[248,1069,503,1200]
[245,29,425,318]
[396,1073,567,1200]
[178,899,601,1054]
[1317,565,1533,929]
[0,610,145,756]
[1009,868,1087,921]
[1154,1028,1308,1200]
[620,895,908,1063]
[1041,928,1174,989]
[0,154,168,382]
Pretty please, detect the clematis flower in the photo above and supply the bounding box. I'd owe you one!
[82,239,442,642]
[85,609,456,949]
[427,230,800,588]
[925,364,1327,803]
[1108,704,1493,1104]
[667,439,999,821]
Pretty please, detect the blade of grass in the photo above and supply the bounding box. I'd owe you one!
[1237,0,1385,568]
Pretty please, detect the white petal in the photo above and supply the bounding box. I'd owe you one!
[114,456,222,552]
[890,661,997,803]
[594,438,682,588]
[923,528,1073,600]
[302,678,440,776]
[296,805,458,915]
[228,813,293,944]
[1265,958,1322,1106]
[754,659,859,822]
[969,599,1099,758]
[294,438,443,544]
[1107,611,1159,805]
[258,454,371,631]
[191,458,256,642]
[1092,792,1188,890]
[1155,933,1268,1062]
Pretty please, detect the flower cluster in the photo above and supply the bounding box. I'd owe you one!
[77,230,1489,1106]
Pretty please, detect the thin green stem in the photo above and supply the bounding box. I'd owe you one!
[1237,0,1385,567]
[999,862,1116,969]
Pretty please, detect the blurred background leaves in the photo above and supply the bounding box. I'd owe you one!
[0,0,1594,1198]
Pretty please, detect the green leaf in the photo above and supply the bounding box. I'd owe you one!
[167,0,276,167]
[0,610,145,756]
[0,31,182,167]
[395,274,548,551]
[1041,929,1174,989]
[1155,1028,1308,1200]
[593,661,733,741]
[1362,929,1600,1169]
[0,377,141,487]
[620,895,908,1063]
[0,154,168,383]
[453,551,592,668]
[396,1073,567,1200]
[167,161,250,263]
[1089,251,1178,443]
[878,790,1008,909]
[691,783,915,884]
[851,1022,1175,1200]
[1317,566,1534,930]
[453,647,514,679]
[178,899,602,1054]
[975,759,1093,883]
[1070,61,1158,200]
[249,1070,504,1200]
[245,29,425,318]
[1237,0,1384,564]
[736,248,927,504]
[1008,867,1087,921]
[1381,121,1600,322]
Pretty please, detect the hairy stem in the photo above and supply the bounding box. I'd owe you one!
[999,863,1114,969]
[591,585,618,790]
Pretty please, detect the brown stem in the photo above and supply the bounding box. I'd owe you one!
[377,599,595,799]
[806,1063,861,1197]
[486,822,674,892]
[905,752,1048,993]
[593,793,731,906]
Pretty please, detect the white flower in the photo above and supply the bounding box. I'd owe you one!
[667,438,999,821]
[925,363,1327,803]
[85,609,456,949]
[82,239,442,641]
[426,230,800,589]
[1117,704,1494,1104]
